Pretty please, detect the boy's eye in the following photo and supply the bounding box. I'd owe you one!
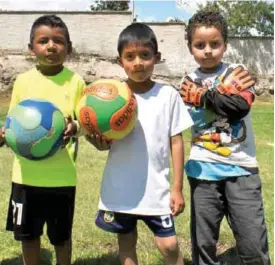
[54,38,65,45]
[210,41,220,48]
[38,38,49,44]
[125,54,134,60]
[194,42,205,49]
[140,52,151,60]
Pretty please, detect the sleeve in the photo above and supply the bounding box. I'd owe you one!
[170,90,194,136]
[202,63,255,121]
[8,76,22,112]
[203,91,252,121]
[73,77,86,117]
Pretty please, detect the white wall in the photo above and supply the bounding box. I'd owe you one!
[0,11,273,76]
[0,11,132,57]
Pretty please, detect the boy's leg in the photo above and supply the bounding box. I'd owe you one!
[95,210,139,265]
[142,214,183,265]
[6,183,45,265]
[189,178,225,265]
[22,238,41,265]
[118,229,138,265]
[46,187,76,265]
[225,174,271,265]
[54,239,72,265]
[155,235,183,265]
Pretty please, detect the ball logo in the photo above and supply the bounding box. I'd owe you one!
[79,107,99,133]
[110,94,137,131]
[85,83,118,100]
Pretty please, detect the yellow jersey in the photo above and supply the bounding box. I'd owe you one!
[8,67,85,187]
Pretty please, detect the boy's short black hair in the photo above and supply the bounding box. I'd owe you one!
[187,11,228,46]
[29,14,71,46]
[117,22,158,56]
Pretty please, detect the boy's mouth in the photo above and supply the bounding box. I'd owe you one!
[46,54,59,61]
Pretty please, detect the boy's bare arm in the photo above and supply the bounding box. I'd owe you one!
[170,133,185,216]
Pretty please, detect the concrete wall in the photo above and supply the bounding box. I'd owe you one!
[225,38,274,76]
[0,11,132,57]
[148,23,274,76]
[0,11,273,76]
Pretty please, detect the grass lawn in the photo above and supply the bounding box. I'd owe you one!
[0,98,273,265]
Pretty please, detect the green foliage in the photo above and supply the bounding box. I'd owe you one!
[198,1,274,36]
[167,17,185,23]
[90,0,130,11]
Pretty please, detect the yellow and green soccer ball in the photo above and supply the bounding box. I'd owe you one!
[76,79,137,140]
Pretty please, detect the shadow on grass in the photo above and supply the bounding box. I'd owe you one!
[73,252,120,265]
[1,248,52,265]
[147,257,192,265]
[73,253,193,265]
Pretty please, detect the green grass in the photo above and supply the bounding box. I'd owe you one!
[0,98,9,127]
[0,100,273,265]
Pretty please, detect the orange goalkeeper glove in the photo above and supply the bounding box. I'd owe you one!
[216,65,256,95]
[179,76,207,107]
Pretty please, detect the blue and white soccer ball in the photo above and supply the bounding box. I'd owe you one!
[5,99,66,160]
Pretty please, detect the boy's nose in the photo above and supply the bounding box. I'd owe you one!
[204,45,212,54]
[134,56,142,64]
[47,40,57,49]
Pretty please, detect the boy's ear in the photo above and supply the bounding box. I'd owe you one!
[117,56,123,67]
[28,43,35,56]
[67,41,73,55]
[155,52,161,63]
[188,43,193,54]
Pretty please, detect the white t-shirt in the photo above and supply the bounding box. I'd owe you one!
[98,82,193,215]
[186,62,258,168]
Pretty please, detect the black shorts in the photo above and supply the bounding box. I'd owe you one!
[6,183,76,245]
[95,210,176,237]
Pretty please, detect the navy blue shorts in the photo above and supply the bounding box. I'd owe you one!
[95,210,176,237]
[6,183,75,245]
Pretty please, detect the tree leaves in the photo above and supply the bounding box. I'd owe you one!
[198,1,274,37]
[90,1,130,11]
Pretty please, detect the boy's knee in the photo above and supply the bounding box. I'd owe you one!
[156,236,179,256]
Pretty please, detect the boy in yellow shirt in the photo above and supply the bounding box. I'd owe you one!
[0,15,85,265]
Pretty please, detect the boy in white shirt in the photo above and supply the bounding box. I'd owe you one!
[87,23,193,265]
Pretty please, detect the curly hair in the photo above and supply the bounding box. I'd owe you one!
[187,11,228,46]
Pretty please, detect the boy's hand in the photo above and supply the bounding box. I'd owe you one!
[63,116,77,140]
[61,116,78,148]
[216,65,256,95]
[170,191,185,216]
[179,76,207,107]
[0,127,5,147]
[85,133,112,151]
